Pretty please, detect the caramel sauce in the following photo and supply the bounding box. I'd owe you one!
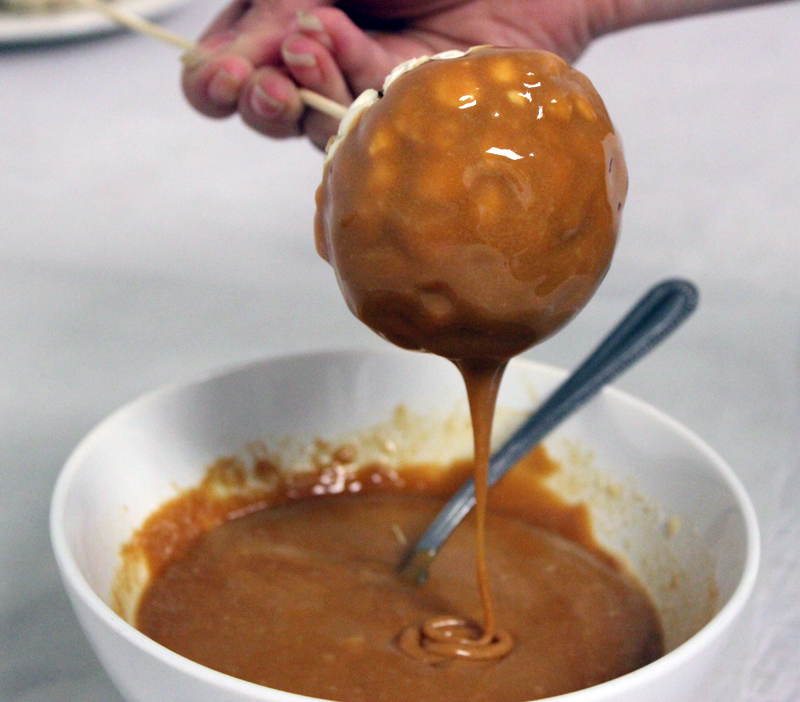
[131,448,663,702]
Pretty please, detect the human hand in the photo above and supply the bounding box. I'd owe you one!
[181,0,615,149]
[181,0,775,150]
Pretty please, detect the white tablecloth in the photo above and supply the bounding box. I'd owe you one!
[1,1,798,699]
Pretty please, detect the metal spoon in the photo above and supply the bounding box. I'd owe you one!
[398,278,699,585]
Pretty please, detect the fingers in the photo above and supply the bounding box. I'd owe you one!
[228,28,353,147]
[181,0,306,125]
[239,66,306,139]
[181,51,253,119]
[276,30,354,148]
[181,2,424,146]
[309,7,413,95]
[277,7,423,147]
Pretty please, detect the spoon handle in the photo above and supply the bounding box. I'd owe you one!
[398,278,699,584]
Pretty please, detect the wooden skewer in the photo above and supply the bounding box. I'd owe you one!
[72,0,350,121]
[296,88,348,121]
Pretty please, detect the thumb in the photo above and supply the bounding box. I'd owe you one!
[309,7,437,95]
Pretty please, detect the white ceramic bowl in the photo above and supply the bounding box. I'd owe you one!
[50,349,759,702]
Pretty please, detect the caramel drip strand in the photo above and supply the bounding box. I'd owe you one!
[398,360,512,664]
[460,359,507,645]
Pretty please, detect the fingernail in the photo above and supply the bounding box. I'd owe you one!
[251,85,285,118]
[207,69,243,105]
[294,10,333,49]
[282,44,317,68]
[296,9,324,32]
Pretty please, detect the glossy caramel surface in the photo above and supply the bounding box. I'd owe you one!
[315,48,627,360]
[135,457,662,702]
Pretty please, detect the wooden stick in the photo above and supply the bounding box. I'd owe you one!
[298,88,349,121]
[71,0,349,121]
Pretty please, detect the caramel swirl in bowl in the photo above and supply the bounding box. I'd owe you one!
[399,616,514,663]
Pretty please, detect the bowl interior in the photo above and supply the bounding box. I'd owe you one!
[51,349,758,697]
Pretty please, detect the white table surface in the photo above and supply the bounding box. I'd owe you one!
[1,1,798,700]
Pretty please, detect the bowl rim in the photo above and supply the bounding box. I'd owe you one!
[50,347,761,702]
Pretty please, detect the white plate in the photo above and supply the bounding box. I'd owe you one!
[0,0,190,45]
